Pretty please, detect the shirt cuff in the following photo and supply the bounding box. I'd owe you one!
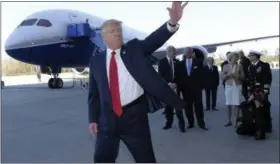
[166,22,179,33]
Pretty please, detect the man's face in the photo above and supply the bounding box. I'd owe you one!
[184,50,193,59]
[102,23,124,50]
[166,47,175,58]
[248,54,257,62]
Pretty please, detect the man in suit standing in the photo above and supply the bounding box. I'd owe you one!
[172,47,208,130]
[88,2,188,163]
[204,57,219,111]
[238,50,251,100]
[158,46,185,132]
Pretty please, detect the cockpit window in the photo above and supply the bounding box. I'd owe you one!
[19,19,38,26]
[36,19,52,27]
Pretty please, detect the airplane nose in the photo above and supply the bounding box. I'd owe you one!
[5,29,28,50]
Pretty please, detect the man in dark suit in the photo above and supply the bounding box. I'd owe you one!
[220,51,231,88]
[88,2,188,163]
[172,47,208,130]
[204,57,219,111]
[158,46,185,132]
[238,50,251,100]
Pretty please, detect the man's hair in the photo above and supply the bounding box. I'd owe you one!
[226,51,231,56]
[228,51,239,61]
[183,47,193,55]
[100,19,122,34]
[238,50,245,57]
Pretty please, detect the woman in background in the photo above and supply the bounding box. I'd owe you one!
[222,52,245,127]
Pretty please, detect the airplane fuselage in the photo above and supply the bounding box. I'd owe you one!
[4,9,152,68]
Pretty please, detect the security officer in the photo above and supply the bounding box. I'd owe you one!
[247,50,272,133]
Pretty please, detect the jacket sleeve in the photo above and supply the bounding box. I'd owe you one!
[88,57,100,124]
[140,22,178,56]
[215,66,220,86]
[263,62,272,94]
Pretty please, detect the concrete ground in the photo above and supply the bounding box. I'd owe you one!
[1,70,279,163]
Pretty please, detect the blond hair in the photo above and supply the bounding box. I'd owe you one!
[228,51,239,62]
[100,19,122,34]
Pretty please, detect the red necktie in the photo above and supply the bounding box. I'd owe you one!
[109,51,122,117]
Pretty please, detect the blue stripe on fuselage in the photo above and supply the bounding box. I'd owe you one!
[5,38,101,68]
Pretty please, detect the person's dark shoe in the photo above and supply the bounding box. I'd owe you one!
[205,108,210,111]
[224,122,232,127]
[163,125,171,130]
[212,108,218,111]
[255,131,266,140]
[187,124,194,129]
[179,126,186,133]
[199,126,208,130]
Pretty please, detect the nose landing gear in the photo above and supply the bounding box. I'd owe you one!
[48,74,64,89]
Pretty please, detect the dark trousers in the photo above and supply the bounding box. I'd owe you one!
[254,105,267,136]
[165,105,185,128]
[263,96,272,132]
[182,89,205,127]
[94,97,156,163]
[205,87,218,109]
[242,82,249,100]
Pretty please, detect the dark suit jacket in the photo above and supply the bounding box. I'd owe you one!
[203,65,219,89]
[88,22,186,132]
[158,57,179,83]
[220,60,229,86]
[240,56,251,79]
[174,58,205,92]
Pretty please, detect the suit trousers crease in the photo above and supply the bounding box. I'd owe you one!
[165,105,185,127]
[182,89,205,127]
[94,97,156,163]
[205,87,217,109]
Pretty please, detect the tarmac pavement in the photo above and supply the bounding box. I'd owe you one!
[1,70,279,163]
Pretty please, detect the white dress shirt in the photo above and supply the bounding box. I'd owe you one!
[106,22,179,106]
[166,56,174,79]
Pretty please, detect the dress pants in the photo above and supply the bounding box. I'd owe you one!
[182,88,205,127]
[205,87,218,109]
[94,96,156,163]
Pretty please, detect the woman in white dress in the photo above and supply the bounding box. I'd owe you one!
[222,52,245,127]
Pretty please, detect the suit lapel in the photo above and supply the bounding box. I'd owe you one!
[101,50,110,92]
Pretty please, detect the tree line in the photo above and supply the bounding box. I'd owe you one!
[2,59,71,76]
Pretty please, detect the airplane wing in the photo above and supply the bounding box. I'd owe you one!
[151,34,279,62]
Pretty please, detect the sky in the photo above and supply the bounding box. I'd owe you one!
[1,1,279,60]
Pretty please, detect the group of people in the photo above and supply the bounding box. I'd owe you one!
[220,50,272,140]
[86,2,272,162]
[158,46,272,141]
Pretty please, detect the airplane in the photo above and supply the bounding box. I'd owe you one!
[4,9,279,89]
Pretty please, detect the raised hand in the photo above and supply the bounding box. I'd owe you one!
[167,1,189,25]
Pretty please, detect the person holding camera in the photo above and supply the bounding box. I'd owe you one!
[236,91,270,140]
[247,50,272,133]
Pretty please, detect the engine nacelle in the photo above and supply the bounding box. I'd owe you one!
[72,67,89,75]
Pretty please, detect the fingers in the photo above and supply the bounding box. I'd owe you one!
[89,123,98,136]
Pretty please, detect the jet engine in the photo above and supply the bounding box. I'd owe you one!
[72,67,89,75]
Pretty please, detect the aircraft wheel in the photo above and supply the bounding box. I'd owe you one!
[56,78,64,89]
[48,78,55,89]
